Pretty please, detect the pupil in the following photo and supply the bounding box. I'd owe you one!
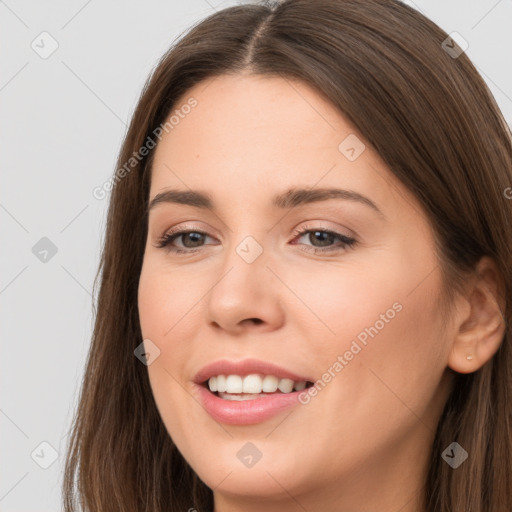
[184,232,203,247]
[312,231,332,247]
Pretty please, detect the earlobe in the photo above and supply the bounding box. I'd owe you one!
[447,256,506,374]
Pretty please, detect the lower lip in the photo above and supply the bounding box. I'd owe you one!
[194,383,305,425]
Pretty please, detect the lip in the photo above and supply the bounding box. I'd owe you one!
[193,358,314,384]
[192,358,314,425]
[194,382,309,425]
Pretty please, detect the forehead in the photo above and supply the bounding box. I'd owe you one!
[155,73,354,161]
[149,74,419,221]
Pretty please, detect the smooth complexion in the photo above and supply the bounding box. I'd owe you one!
[137,74,504,512]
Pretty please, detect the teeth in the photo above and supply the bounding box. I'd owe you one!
[262,375,278,392]
[209,376,218,392]
[207,374,308,394]
[225,375,243,393]
[278,378,294,393]
[243,374,262,393]
[293,380,306,391]
[216,375,227,393]
[294,381,309,391]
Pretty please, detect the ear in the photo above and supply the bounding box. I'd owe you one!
[448,256,506,374]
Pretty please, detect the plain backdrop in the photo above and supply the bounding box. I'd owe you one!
[1,0,511,510]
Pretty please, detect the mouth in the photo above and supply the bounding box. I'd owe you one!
[195,378,315,425]
[200,375,315,401]
[192,359,316,424]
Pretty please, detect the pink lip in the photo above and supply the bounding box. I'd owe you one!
[194,383,308,425]
[192,358,313,425]
[193,358,313,384]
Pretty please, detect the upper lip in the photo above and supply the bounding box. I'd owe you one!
[193,358,314,385]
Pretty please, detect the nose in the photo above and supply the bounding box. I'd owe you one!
[205,240,285,335]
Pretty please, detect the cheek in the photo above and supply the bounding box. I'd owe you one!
[137,262,201,446]
[138,261,192,396]
[137,257,213,381]
[285,255,408,368]
[298,246,446,404]
[316,265,447,444]
[138,258,201,339]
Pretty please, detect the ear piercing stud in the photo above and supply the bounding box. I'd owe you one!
[466,355,473,361]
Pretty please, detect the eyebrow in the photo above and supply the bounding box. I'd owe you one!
[147,187,385,218]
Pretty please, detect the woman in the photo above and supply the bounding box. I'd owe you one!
[62,0,512,511]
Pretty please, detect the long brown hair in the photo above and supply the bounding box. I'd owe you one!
[62,1,512,510]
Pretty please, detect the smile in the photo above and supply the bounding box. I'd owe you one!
[195,380,314,425]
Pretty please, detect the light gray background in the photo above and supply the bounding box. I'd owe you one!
[1,0,511,510]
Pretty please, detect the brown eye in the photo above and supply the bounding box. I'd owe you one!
[291,227,357,254]
[156,230,214,253]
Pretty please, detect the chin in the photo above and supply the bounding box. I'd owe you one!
[188,446,314,499]
[202,467,303,499]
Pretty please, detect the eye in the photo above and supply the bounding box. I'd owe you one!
[154,225,357,255]
[155,228,215,254]
[290,226,357,254]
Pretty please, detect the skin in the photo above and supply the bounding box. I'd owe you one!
[137,73,505,512]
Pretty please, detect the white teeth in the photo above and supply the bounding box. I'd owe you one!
[243,374,262,393]
[216,375,227,393]
[262,375,278,392]
[277,378,294,393]
[208,376,218,392]
[207,374,309,395]
[225,375,243,393]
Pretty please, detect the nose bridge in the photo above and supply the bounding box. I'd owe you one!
[204,227,284,330]
[216,230,269,297]
[219,206,272,268]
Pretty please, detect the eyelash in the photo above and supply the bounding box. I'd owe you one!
[155,225,357,255]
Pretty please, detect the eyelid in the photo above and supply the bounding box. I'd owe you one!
[156,219,354,239]
[157,221,219,240]
[292,219,356,237]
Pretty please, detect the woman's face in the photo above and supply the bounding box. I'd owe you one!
[138,74,457,511]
